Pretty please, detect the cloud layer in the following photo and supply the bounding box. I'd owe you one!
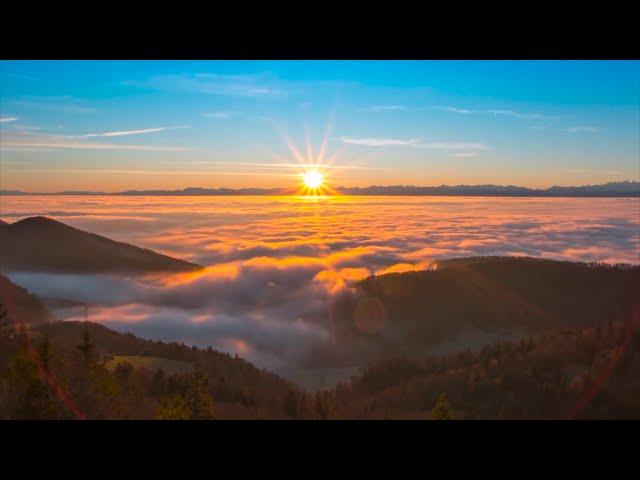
[3,195,638,376]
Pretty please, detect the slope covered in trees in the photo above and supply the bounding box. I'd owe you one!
[0,217,201,273]
[0,273,50,326]
[332,257,640,355]
[320,320,640,419]
[1,256,639,419]
[0,294,298,419]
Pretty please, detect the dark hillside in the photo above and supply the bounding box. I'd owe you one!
[0,273,50,326]
[334,257,640,351]
[0,277,296,419]
[0,216,201,274]
[325,320,640,419]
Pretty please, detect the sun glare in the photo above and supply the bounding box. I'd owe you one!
[302,171,324,190]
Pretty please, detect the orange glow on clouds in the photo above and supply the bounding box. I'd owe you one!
[4,194,638,374]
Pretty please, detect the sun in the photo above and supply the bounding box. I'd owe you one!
[303,170,324,190]
[296,168,335,196]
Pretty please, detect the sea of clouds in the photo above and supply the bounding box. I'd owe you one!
[3,195,639,379]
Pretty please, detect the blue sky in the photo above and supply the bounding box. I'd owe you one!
[1,60,638,191]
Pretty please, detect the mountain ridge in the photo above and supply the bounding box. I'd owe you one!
[0,216,201,274]
[2,181,638,197]
[329,255,640,361]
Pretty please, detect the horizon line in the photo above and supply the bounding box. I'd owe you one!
[1,180,638,197]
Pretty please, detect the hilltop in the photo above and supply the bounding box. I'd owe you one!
[331,256,640,358]
[0,216,201,274]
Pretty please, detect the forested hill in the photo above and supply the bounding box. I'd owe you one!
[0,216,201,274]
[0,274,297,419]
[320,321,640,419]
[0,273,50,326]
[1,256,640,419]
[332,257,640,353]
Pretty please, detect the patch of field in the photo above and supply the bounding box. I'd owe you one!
[106,355,194,374]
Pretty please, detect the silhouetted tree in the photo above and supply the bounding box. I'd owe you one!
[114,361,134,393]
[5,348,61,419]
[284,390,299,418]
[315,392,327,419]
[76,323,94,365]
[0,303,14,340]
[183,371,214,420]
[431,393,455,420]
[149,369,166,396]
[155,394,191,420]
[37,331,53,372]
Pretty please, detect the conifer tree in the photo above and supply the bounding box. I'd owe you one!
[76,323,94,365]
[184,371,214,420]
[6,348,60,419]
[315,392,327,419]
[0,303,14,340]
[149,369,166,396]
[284,390,299,418]
[155,394,191,420]
[431,392,455,420]
[37,331,53,372]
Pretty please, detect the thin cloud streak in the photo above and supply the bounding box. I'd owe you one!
[9,96,97,114]
[340,137,488,150]
[207,161,392,171]
[1,141,190,152]
[1,131,191,152]
[0,116,18,123]
[203,111,239,119]
[437,106,473,114]
[6,73,40,80]
[358,105,406,112]
[487,109,547,120]
[414,142,488,150]
[76,126,189,138]
[10,169,297,176]
[340,137,420,146]
[566,126,599,133]
[126,73,288,98]
[438,106,553,120]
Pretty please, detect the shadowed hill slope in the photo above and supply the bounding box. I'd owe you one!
[0,216,201,274]
[0,278,295,419]
[0,272,50,326]
[325,321,640,419]
[333,256,640,351]
[36,320,291,394]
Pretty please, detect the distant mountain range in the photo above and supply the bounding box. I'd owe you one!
[0,216,201,274]
[1,181,638,197]
[337,181,640,197]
